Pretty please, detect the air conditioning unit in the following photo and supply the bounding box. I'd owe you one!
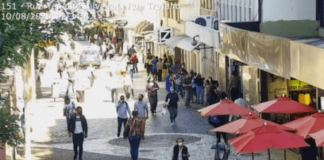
[194,15,213,28]
[156,27,173,44]
[213,18,219,30]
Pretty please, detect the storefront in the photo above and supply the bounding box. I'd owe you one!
[288,80,316,108]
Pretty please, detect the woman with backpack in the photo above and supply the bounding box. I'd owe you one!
[64,96,76,131]
[124,111,144,160]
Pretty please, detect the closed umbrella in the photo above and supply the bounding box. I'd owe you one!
[283,112,324,138]
[230,123,309,160]
[253,95,316,114]
[210,114,294,135]
[309,129,324,147]
[198,99,254,117]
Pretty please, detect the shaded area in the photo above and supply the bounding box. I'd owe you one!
[108,135,201,148]
[30,147,153,160]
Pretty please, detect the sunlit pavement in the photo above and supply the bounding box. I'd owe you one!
[24,40,300,160]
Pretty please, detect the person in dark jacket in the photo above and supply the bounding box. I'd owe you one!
[300,138,319,160]
[68,106,88,160]
[165,87,179,126]
[172,138,190,160]
[194,74,205,104]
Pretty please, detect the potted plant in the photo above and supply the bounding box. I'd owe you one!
[0,99,24,160]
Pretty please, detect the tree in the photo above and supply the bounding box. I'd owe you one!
[0,0,68,68]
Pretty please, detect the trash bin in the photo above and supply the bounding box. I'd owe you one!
[51,82,59,102]
[76,90,85,103]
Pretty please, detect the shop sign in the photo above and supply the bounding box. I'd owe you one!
[288,80,314,91]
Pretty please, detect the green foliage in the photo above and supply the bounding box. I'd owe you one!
[0,0,67,68]
[0,99,24,147]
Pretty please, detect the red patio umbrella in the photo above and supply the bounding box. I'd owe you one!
[230,123,309,160]
[252,95,316,114]
[309,129,324,147]
[210,114,294,134]
[198,99,254,117]
[283,112,324,138]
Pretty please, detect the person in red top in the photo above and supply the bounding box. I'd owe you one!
[131,54,138,73]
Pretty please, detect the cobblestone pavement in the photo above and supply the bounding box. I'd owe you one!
[21,40,300,160]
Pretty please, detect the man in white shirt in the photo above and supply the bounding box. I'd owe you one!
[234,93,249,109]
[66,67,76,95]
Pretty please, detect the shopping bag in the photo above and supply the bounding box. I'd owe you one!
[162,104,167,116]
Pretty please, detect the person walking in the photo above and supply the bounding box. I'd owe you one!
[68,106,88,160]
[204,80,211,105]
[131,53,139,73]
[162,54,168,81]
[123,73,133,99]
[87,64,95,88]
[165,72,173,93]
[191,72,197,103]
[171,138,190,160]
[134,94,148,138]
[228,71,239,101]
[183,74,192,108]
[146,78,159,115]
[57,57,65,79]
[207,81,221,106]
[175,71,184,99]
[157,58,163,82]
[116,95,132,137]
[73,50,80,71]
[66,67,76,95]
[64,96,76,130]
[145,49,153,76]
[165,87,179,126]
[124,111,144,160]
[170,60,181,74]
[128,45,136,57]
[194,74,205,105]
[151,56,159,77]
[109,74,119,103]
[127,60,135,82]
[65,54,74,69]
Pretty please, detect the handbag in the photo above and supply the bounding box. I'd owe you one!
[63,108,67,116]
[123,123,130,138]
[144,63,147,68]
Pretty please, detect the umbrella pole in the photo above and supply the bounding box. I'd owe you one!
[268,149,270,160]
[252,153,254,160]
[284,149,286,160]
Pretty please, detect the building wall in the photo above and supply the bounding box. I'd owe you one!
[260,20,318,38]
[262,0,316,22]
[260,0,317,38]
[217,0,259,22]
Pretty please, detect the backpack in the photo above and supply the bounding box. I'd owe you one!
[210,116,220,124]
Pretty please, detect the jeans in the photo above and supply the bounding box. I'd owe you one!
[168,106,178,123]
[130,69,134,81]
[152,68,157,75]
[157,70,162,82]
[196,86,204,104]
[185,88,192,107]
[134,63,138,73]
[111,89,118,103]
[128,136,141,160]
[146,65,153,76]
[117,117,128,136]
[73,133,84,159]
[192,88,197,102]
[176,84,183,98]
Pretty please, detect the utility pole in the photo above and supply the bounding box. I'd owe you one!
[23,48,36,160]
